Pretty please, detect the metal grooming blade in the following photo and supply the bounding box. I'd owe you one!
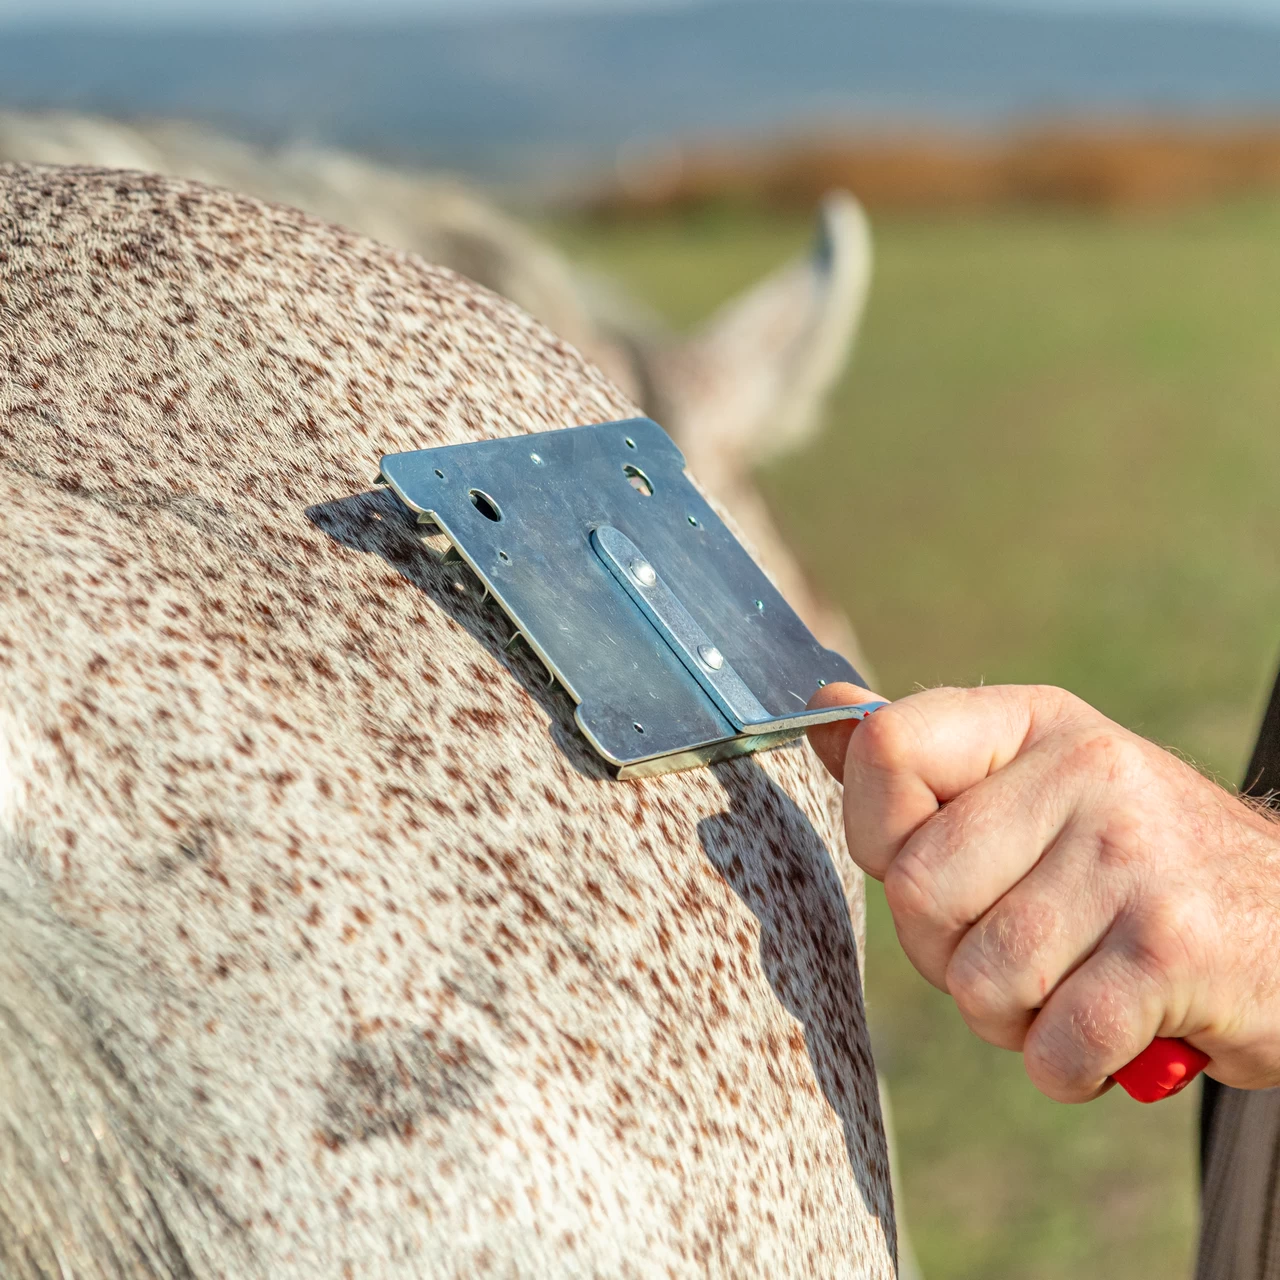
[377,417,876,778]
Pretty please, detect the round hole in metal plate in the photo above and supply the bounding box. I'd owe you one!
[498,550,510,563]
[625,437,637,449]
[633,722,645,733]
[624,465,653,497]
[434,468,445,479]
[469,489,503,522]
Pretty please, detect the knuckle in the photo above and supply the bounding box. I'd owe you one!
[946,951,1009,1025]
[1024,1001,1122,1099]
[984,897,1056,971]
[1022,1022,1083,1097]
[1037,685,1090,722]
[1124,895,1209,988]
[1094,800,1151,873]
[1063,728,1137,787]
[947,899,1056,1022]
[1017,684,1090,739]
[882,850,944,927]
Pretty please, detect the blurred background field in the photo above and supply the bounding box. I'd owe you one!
[11,0,1280,1274]
[552,196,1280,1277]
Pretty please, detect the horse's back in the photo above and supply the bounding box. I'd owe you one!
[0,164,895,1278]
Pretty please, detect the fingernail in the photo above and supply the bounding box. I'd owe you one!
[849,701,891,720]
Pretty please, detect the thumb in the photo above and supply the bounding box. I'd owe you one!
[805,681,886,782]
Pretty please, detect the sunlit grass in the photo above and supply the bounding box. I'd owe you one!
[552,197,1280,1278]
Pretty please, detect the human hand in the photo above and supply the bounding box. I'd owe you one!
[807,682,1280,1102]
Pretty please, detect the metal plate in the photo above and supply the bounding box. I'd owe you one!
[378,418,870,777]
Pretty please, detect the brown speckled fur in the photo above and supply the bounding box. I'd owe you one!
[0,165,895,1278]
[1,111,877,675]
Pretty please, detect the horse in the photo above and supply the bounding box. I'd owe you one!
[0,163,897,1277]
[0,110,874,672]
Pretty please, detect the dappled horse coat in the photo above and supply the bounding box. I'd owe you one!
[0,165,896,1277]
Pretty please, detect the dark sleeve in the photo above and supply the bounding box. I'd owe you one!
[1202,662,1280,1178]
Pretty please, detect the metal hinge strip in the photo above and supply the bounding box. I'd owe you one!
[591,524,878,737]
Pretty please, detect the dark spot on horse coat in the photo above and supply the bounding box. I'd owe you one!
[320,1032,495,1148]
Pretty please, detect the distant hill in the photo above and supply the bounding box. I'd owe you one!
[4,0,1280,180]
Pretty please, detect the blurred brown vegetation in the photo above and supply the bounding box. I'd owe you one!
[594,121,1280,215]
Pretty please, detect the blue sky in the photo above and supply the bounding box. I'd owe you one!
[3,0,1280,23]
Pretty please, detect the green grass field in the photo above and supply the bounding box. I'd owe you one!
[553,199,1280,1279]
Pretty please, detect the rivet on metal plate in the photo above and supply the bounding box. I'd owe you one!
[698,644,724,671]
[630,558,657,586]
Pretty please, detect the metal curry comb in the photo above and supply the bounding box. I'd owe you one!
[376,417,880,778]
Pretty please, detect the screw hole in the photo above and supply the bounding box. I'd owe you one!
[633,722,645,733]
[498,550,510,563]
[817,679,827,687]
[687,515,699,527]
[434,468,445,479]
[469,489,503,522]
[530,452,544,465]
[623,464,654,497]
[754,599,764,611]
[625,437,636,449]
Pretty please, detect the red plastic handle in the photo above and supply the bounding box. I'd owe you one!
[1111,1037,1210,1103]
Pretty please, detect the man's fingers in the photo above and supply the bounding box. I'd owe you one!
[884,742,1088,991]
[941,819,1123,1046]
[842,685,1081,879]
[808,679,1202,1104]
[805,681,884,781]
[1020,922,1185,1103]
